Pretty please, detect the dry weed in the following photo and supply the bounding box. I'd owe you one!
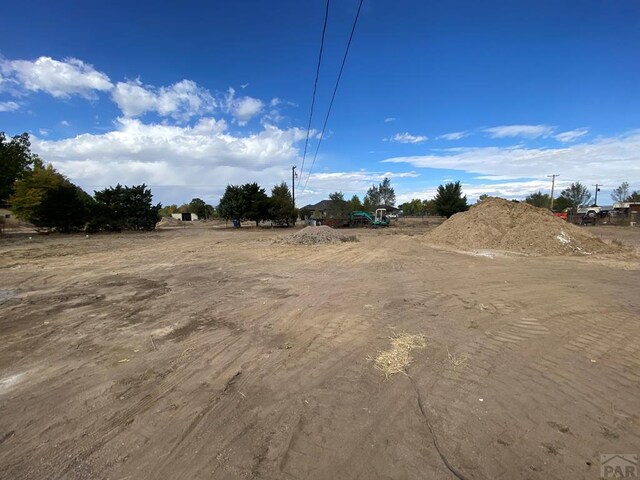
[372,332,426,378]
[447,349,468,368]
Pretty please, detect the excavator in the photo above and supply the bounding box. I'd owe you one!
[349,208,390,227]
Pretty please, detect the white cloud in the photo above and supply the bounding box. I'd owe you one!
[436,131,469,141]
[0,101,19,111]
[554,128,589,143]
[262,109,286,125]
[384,117,396,123]
[382,130,640,190]
[387,132,428,144]
[484,124,555,139]
[223,87,264,125]
[270,97,280,107]
[31,117,307,203]
[0,56,112,99]
[61,120,71,127]
[112,78,216,120]
[38,128,49,136]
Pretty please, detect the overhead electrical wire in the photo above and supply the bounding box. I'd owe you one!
[303,0,365,192]
[297,0,331,188]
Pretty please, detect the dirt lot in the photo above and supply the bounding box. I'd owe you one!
[1,223,639,479]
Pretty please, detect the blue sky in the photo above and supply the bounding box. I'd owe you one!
[1,0,639,207]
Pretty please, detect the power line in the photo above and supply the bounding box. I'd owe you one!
[303,0,365,192]
[298,0,331,188]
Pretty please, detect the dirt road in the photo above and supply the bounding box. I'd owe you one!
[1,225,639,479]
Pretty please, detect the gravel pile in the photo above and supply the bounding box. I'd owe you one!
[425,197,619,256]
[280,226,346,245]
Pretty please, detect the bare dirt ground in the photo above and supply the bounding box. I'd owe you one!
[1,223,639,479]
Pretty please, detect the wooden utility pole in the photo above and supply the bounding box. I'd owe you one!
[291,166,297,208]
[548,174,559,210]
[593,184,601,206]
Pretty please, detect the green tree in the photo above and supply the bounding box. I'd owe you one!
[218,185,246,222]
[628,191,640,202]
[10,162,92,231]
[552,195,572,212]
[242,183,269,226]
[33,183,93,232]
[400,198,425,216]
[0,132,40,207]
[10,162,67,221]
[559,182,592,211]
[362,195,375,213]
[299,207,311,220]
[269,182,296,226]
[524,191,551,209]
[433,181,468,218]
[611,182,630,203]
[378,177,396,206]
[423,199,437,215]
[91,184,160,231]
[327,192,349,219]
[159,204,178,217]
[363,177,396,208]
[187,198,216,219]
[348,194,362,212]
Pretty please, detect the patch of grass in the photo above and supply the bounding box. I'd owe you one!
[371,332,426,378]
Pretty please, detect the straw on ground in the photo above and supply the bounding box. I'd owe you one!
[373,332,426,378]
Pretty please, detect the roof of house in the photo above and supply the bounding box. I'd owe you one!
[302,200,332,211]
[375,204,400,212]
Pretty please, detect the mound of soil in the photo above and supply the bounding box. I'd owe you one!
[281,226,346,245]
[156,217,182,227]
[425,197,618,256]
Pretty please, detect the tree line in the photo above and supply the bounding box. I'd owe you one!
[217,182,297,226]
[297,178,469,220]
[1,132,160,232]
[401,181,640,218]
[400,181,469,218]
[299,177,401,220]
[159,199,216,219]
[522,181,640,211]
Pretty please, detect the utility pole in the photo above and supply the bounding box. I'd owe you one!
[548,174,559,210]
[291,166,297,208]
[593,184,601,206]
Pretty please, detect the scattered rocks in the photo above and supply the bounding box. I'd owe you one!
[280,226,347,245]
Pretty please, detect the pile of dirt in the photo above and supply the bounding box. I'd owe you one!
[425,197,619,256]
[281,226,347,245]
[156,217,182,228]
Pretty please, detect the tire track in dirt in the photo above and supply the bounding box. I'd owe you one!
[418,295,640,479]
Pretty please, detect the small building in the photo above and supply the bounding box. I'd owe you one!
[171,213,199,221]
[301,200,332,221]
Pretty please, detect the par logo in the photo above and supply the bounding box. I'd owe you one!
[601,454,638,479]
